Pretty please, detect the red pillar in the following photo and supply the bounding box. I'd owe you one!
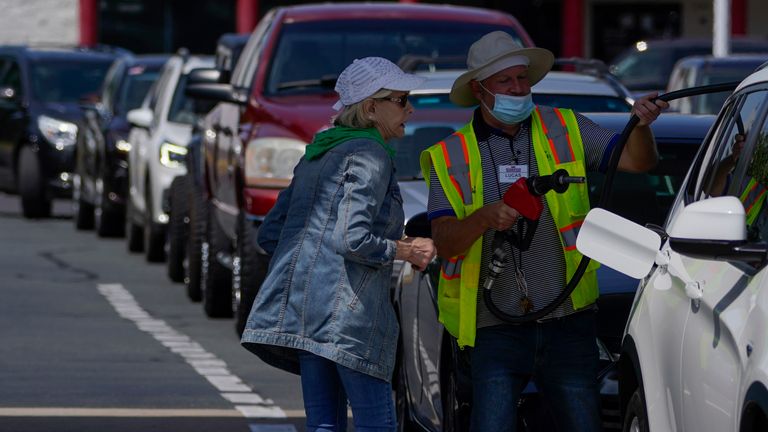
[237,0,259,34]
[732,0,747,35]
[561,0,583,58]
[79,0,98,47]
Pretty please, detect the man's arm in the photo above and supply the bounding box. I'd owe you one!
[618,93,668,173]
[431,201,519,259]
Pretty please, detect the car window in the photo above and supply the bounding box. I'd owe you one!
[734,99,768,241]
[231,8,275,89]
[116,66,160,115]
[0,60,22,97]
[100,60,122,111]
[264,20,524,96]
[697,90,768,201]
[167,73,217,125]
[30,59,111,103]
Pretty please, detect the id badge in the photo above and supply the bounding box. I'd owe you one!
[499,164,529,183]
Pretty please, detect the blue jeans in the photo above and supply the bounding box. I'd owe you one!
[470,311,602,432]
[298,351,397,432]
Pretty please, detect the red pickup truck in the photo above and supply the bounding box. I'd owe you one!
[189,2,534,334]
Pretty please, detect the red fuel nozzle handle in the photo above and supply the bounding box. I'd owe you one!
[502,177,544,220]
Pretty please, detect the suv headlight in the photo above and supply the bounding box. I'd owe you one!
[37,115,77,149]
[244,137,306,188]
[159,142,187,168]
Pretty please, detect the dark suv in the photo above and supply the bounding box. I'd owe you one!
[74,54,167,235]
[0,45,123,217]
[188,2,534,333]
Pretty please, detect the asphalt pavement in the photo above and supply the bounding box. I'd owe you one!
[0,193,308,432]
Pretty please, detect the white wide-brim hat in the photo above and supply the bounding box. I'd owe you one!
[450,31,555,107]
[333,57,426,111]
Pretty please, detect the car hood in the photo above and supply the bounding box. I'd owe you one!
[36,101,87,124]
[260,94,338,143]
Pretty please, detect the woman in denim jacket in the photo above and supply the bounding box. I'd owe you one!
[241,57,436,431]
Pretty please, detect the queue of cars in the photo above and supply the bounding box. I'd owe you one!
[4,2,767,431]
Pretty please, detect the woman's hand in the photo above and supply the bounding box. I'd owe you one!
[396,237,437,271]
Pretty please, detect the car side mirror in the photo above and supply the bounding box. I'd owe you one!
[185,82,246,106]
[127,107,153,128]
[404,212,431,239]
[187,67,221,85]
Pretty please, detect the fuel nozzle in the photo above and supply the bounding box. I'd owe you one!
[527,169,586,196]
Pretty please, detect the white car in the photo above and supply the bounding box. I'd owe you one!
[577,63,768,431]
[125,53,214,262]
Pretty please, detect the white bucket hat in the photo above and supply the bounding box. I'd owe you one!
[450,31,555,107]
[333,57,426,111]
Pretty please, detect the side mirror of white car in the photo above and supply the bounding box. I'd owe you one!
[576,208,661,279]
[127,108,153,129]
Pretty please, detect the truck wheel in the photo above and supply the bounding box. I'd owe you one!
[623,388,649,432]
[18,146,51,218]
[166,176,189,282]
[202,202,233,318]
[233,211,269,337]
[186,181,206,302]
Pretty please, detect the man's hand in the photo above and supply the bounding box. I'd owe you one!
[631,92,669,127]
[481,200,521,231]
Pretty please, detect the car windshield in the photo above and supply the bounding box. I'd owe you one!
[167,74,217,125]
[265,20,526,96]
[533,94,631,112]
[587,142,700,226]
[115,67,160,115]
[693,64,764,114]
[30,59,112,103]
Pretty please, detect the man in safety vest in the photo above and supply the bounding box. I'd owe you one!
[420,31,667,431]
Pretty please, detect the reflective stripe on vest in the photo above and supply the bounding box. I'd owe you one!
[740,178,767,225]
[441,134,472,205]
[536,106,576,164]
[441,256,464,280]
[559,220,583,251]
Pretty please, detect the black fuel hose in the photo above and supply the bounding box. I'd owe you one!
[484,81,741,323]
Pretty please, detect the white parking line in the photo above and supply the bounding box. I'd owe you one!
[96,283,288,420]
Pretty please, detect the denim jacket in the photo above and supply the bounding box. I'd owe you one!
[241,138,404,382]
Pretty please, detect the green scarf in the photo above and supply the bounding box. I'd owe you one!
[304,126,395,161]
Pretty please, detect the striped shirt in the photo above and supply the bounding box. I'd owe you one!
[427,108,618,327]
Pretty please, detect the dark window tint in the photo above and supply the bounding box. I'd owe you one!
[116,67,161,115]
[264,20,525,95]
[588,142,700,226]
[30,60,112,103]
[167,74,216,125]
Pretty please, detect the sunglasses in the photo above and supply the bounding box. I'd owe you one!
[376,94,409,108]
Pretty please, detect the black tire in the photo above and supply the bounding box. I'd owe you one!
[186,180,206,302]
[623,388,649,432]
[17,146,51,218]
[126,195,144,253]
[233,211,269,337]
[202,202,233,318]
[72,174,95,230]
[167,176,189,282]
[143,181,166,263]
[95,174,124,237]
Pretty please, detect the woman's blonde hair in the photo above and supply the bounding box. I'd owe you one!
[333,89,392,128]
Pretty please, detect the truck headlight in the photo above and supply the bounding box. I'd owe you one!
[244,137,306,188]
[38,115,77,149]
[159,142,187,168]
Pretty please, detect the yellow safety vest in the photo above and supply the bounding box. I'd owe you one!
[739,177,767,226]
[420,106,600,348]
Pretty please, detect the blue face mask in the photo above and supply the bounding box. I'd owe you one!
[479,82,535,125]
